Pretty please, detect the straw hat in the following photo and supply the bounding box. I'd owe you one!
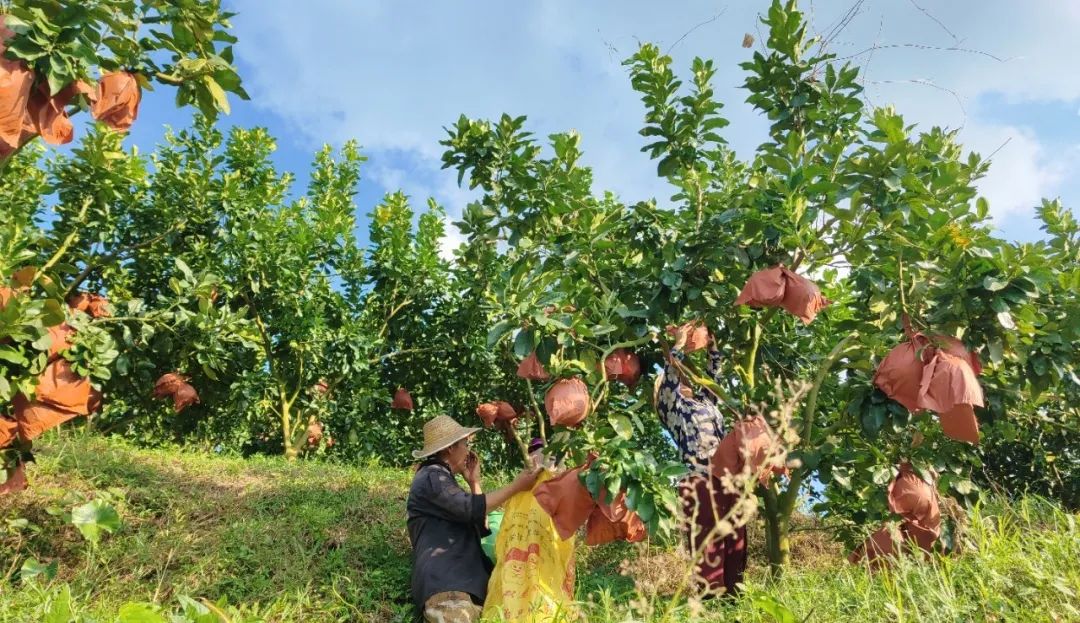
[413,415,480,459]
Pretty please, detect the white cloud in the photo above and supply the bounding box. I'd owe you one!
[438,220,467,261]
[966,124,1066,220]
[232,0,753,210]
[812,0,1080,108]
[232,0,1078,237]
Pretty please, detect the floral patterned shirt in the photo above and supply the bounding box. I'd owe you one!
[657,345,725,472]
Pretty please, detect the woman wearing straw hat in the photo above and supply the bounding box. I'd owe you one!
[407,414,541,623]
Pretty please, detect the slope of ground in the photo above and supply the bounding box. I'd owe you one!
[1,434,1077,622]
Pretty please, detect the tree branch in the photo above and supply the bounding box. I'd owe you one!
[366,346,438,366]
[379,296,413,339]
[64,223,185,297]
[526,378,546,443]
[35,197,93,285]
[782,332,858,513]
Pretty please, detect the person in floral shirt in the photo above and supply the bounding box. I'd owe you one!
[657,323,747,597]
[657,325,726,472]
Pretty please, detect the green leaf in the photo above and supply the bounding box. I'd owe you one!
[982,276,1008,291]
[201,361,219,382]
[0,347,28,365]
[997,311,1016,330]
[535,336,557,365]
[70,499,121,543]
[585,468,602,498]
[715,208,740,224]
[42,300,66,327]
[636,494,656,523]
[20,558,58,584]
[610,415,633,441]
[175,257,195,281]
[203,76,231,115]
[831,467,852,489]
[626,483,641,510]
[486,320,514,348]
[41,584,72,623]
[886,407,909,432]
[46,64,72,97]
[177,596,222,623]
[861,404,887,437]
[660,270,682,288]
[117,603,167,623]
[657,155,680,177]
[614,306,648,319]
[512,328,535,359]
[752,594,797,623]
[604,474,621,505]
[660,463,689,480]
[871,465,894,486]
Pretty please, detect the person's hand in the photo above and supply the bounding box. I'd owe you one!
[464,451,481,487]
[675,330,689,350]
[666,324,689,350]
[513,465,541,492]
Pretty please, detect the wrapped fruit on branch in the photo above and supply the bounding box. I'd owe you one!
[887,462,941,551]
[585,490,646,546]
[493,417,519,446]
[0,461,27,496]
[849,463,942,568]
[90,72,142,131]
[602,348,642,387]
[666,321,710,352]
[534,453,598,540]
[392,388,414,410]
[734,266,829,324]
[13,359,100,440]
[1,21,141,158]
[306,420,324,446]
[516,351,550,381]
[153,373,200,413]
[476,401,517,427]
[544,378,591,427]
[67,292,111,318]
[710,415,787,487]
[874,330,984,444]
[0,417,18,448]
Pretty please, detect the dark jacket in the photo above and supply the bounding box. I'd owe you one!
[407,459,493,616]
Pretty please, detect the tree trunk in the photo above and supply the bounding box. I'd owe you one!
[760,334,851,577]
[764,509,791,578]
[762,487,792,579]
[280,394,297,461]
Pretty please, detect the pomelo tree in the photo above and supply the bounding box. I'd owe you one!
[440,0,1077,572]
[1,0,246,487]
[6,113,531,464]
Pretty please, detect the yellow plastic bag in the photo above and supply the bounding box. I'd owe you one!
[483,471,578,622]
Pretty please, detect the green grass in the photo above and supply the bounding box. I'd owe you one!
[1,434,418,621]
[593,496,1080,623]
[1,434,1078,622]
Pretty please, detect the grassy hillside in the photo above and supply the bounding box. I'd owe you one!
[1,434,1078,622]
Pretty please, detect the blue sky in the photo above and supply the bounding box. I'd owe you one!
[108,0,1079,255]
